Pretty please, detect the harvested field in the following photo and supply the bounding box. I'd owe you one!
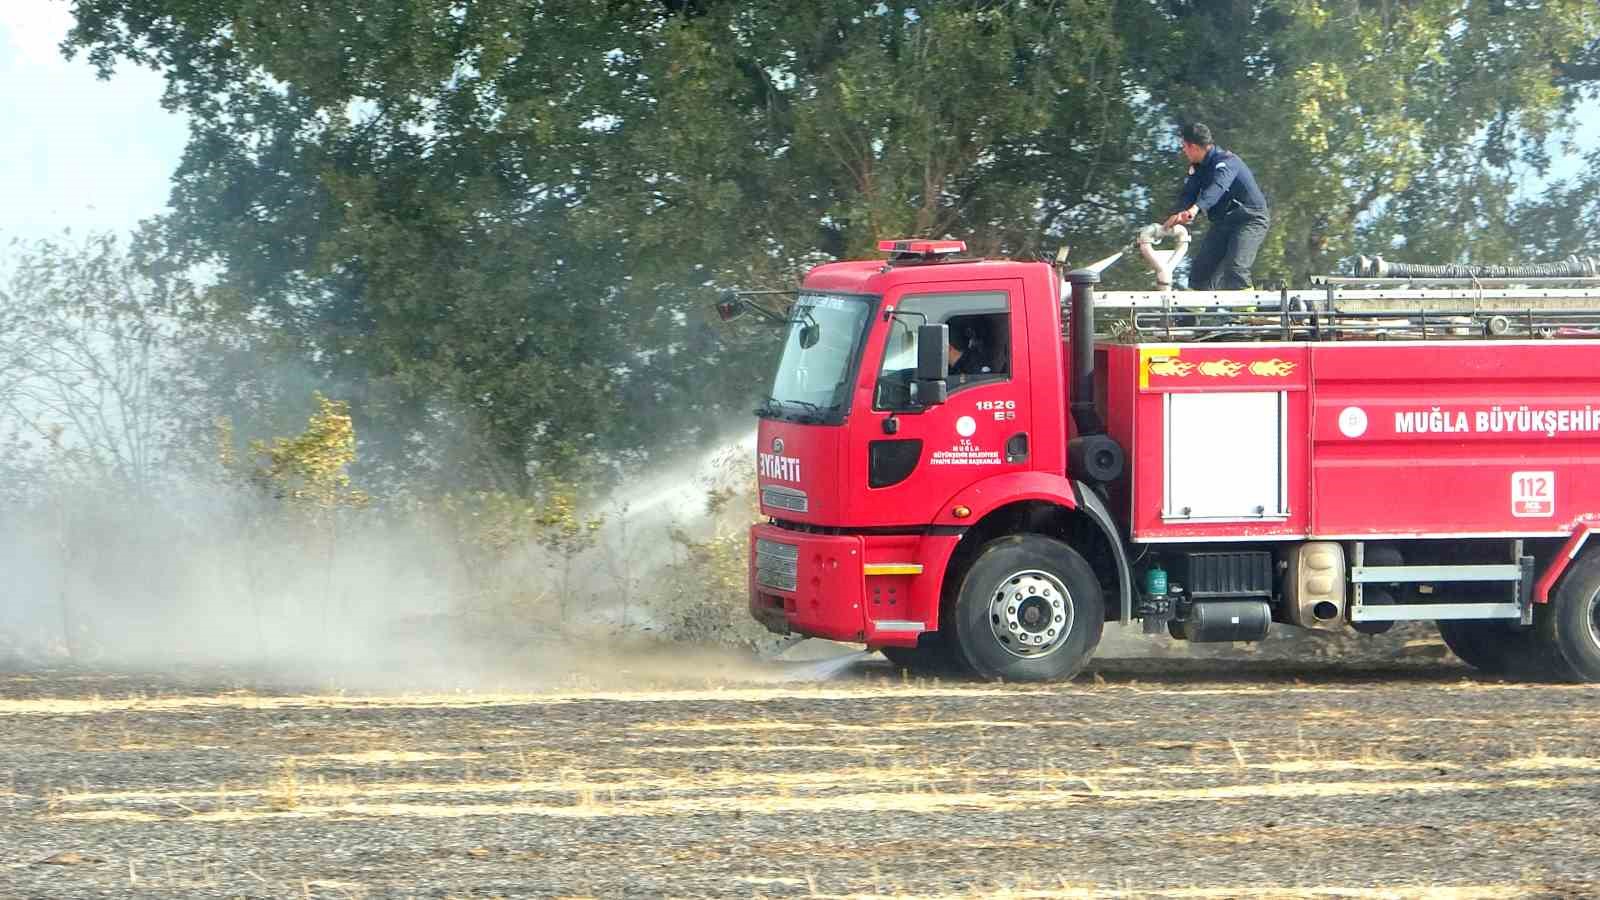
[2,654,1599,899]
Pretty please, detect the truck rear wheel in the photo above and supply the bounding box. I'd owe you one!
[949,535,1104,682]
[1436,620,1535,675]
[1538,552,1600,682]
[1438,610,1574,681]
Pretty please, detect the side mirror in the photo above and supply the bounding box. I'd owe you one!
[799,320,820,349]
[916,323,948,380]
[913,323,949,405]
[715,290,745,322]
[913,379,948,405]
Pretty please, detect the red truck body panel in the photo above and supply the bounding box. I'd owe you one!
[750,523,961,644]
[1101,341,1600,542]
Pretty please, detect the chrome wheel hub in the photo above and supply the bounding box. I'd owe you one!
[1587,589,1600,650]
[987,569,1073,659]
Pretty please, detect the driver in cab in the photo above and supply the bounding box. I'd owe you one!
[947,318,1008,379]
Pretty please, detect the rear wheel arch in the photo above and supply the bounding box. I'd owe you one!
[1533,524,1600,604]
[1539,547,1600,682]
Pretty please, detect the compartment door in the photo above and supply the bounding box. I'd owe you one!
[1163,391,1288,521]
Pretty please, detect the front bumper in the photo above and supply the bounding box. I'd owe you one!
[749,525,866,642]
[748,523,956,646]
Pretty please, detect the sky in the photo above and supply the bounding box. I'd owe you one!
[0,1,188,246]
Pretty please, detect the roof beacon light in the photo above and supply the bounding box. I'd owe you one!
[878,239,967,259]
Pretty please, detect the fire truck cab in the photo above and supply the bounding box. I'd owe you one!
[733,233,1600,683]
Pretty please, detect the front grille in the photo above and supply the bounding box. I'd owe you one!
[762,485,809,513]
[755,538,800,591]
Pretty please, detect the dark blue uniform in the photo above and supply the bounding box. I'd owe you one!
[1175,146,1269,290]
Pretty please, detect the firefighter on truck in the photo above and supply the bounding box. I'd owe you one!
[716,233,1600,683]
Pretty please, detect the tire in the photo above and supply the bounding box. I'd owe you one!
[1538,551,1600,682]
[948,535,1105,682]
[880,633,966,676]
[1438,609,1575,681]
[1437,619,1528,675]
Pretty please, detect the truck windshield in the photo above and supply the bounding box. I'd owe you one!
[761,292,875,424]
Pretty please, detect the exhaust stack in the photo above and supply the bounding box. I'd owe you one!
[1065,267,1126,484]
[1062,224,1192,484]
[1062,226,1177,438]
[1067,268,1104,437]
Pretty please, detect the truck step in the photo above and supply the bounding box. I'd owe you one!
[1350,602,1522,623]
[1351,564,1522,584]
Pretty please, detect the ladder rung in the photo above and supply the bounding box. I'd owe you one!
[1351,564,1521,584]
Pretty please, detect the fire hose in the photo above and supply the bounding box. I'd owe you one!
[1134,223,1190,289]
[1356,254,1600,280]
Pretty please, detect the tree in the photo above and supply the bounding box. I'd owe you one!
[0,233,194,494]
[222,391,369,517]
[1505,148,1600,261]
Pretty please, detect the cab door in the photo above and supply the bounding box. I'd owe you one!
[848,279,1033,528]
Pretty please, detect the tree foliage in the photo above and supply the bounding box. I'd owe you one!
[221,391,370,516]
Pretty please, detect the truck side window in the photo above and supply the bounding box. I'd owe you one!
[875,291,1010,411]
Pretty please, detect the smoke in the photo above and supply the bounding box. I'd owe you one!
[1,485,441,668]
[0,427,793,690]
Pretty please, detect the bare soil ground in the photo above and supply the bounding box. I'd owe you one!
[3,652,1599,899]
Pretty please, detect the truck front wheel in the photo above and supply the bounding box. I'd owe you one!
[949,535,1104,682]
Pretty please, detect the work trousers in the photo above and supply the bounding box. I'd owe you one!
[1187,205,1270,290]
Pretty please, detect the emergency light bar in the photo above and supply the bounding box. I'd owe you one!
[878,239,967,257]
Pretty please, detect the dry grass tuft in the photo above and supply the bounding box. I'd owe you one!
[267,759,302,812]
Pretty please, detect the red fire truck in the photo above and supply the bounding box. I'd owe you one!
[720,231,1600,682]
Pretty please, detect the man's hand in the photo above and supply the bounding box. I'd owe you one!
[1163,206,1198,229]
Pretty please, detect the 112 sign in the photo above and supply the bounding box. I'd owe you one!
[1511,471,1555,518]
